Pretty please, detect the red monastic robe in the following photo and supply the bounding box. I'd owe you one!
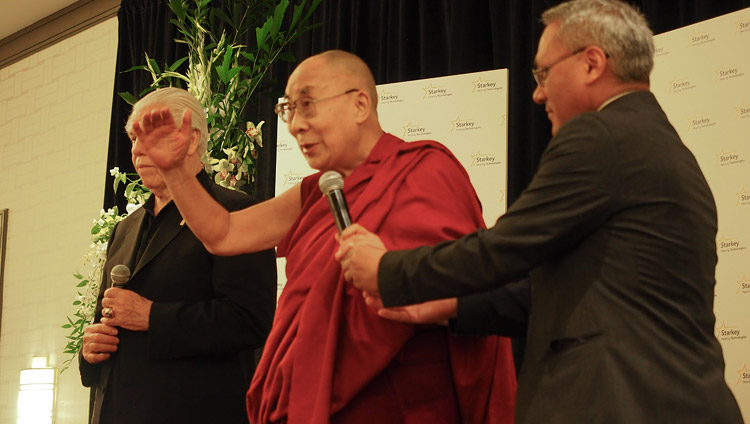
[248,133,516,423]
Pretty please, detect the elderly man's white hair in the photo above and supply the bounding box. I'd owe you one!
[126,87,209,156]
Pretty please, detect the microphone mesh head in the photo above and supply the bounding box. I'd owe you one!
[319,170,344,194]
[110,264,131,285]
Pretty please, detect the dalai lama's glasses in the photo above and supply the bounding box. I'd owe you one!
[275,89,359,123]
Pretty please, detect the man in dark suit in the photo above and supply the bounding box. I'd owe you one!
[79,87,277,424]
[338,0,744,422]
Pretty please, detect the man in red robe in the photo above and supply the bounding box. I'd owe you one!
[132,49,516,423]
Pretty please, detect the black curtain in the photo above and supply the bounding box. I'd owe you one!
[105,0,750,208]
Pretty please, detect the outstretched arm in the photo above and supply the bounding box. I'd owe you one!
[132,106,300,254]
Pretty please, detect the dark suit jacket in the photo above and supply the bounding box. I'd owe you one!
[379,92,743,423]
[80,172,276,424]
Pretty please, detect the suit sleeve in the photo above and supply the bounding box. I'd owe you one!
[147,196,277,360]
[379,115,621,305]
[450,278,530,337]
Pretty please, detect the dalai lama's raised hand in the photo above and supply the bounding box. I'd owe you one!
[131,105,197,173]
[336,224,386,294]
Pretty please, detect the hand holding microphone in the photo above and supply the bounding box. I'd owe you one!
[319,171,385,293]
[101,264,153,331]
[102,264,130,319]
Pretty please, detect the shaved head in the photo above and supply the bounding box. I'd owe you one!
[293,50,379,113]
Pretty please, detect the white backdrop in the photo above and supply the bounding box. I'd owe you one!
[651,8,750,417]
[274,69,509,295]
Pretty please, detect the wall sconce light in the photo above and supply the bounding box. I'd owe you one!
[17,356,56,424]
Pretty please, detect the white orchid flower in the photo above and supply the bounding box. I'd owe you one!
[245,121,265,146]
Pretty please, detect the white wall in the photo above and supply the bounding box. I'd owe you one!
[0,17,117,424]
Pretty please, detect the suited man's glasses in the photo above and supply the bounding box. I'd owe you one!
[532,47,586,87]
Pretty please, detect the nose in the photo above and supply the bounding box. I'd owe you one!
[287,110,309,137]
[532,84,546,105]
[131,137,145,157]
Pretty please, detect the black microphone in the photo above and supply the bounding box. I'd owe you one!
[110,264,131,288]
[318,170,352,234]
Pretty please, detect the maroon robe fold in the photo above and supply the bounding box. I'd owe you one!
[248,133,516,423]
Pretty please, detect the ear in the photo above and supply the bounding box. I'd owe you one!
[186,128,201,156]
[352,90,372,124]
[582,46,609,85]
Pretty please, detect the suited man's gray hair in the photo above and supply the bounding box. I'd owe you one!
[542,0,654,83]
[125,87,209,156]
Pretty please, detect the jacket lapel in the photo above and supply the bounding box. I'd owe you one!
[106,208,146,285]
[133,204,185,276]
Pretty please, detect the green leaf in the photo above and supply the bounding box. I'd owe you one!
[168,56,189,72]
[146,56,162,75]
[240,51,256,62]
[73,272,83,280]
[290,2,304,30]
[216,45,234,84]
[62,324,71,329]
[76,281,88,288]
[256,19,271,51]
[91,224,100,235]
[303,0,323,25]
[168,0,187,22]
[72,301,81,306]
[270,0,289,38]
[118,91,138,105]
[227,66,243,82]
[121,64,148,73]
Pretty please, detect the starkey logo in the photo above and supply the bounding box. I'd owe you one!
[669,77,696,93]
[687,31,716,47]
[736,187,750,207]
[654,45,669,57]
[736,275,750,295]
[715,64,745,82]
[401,121,430,138]
[716,322,746,342]
[737,364,750,384]
[423,83,452,99]
[715,149,745,167]
[717,234,746,253]
[282,170,305,186]
[470,150,502,167]
[687,113,716,130]
[450,116,481,132]
[736,100,750,119]
[277,140,294,152]
[472,77,501,93]
[378,89,403,104]
[735,14,750,34]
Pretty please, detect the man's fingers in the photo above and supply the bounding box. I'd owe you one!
[377,307,410,322]
[181,107,192,130]
[339,223,368,242]
[84,322,118,336]
[82,352,111,364]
